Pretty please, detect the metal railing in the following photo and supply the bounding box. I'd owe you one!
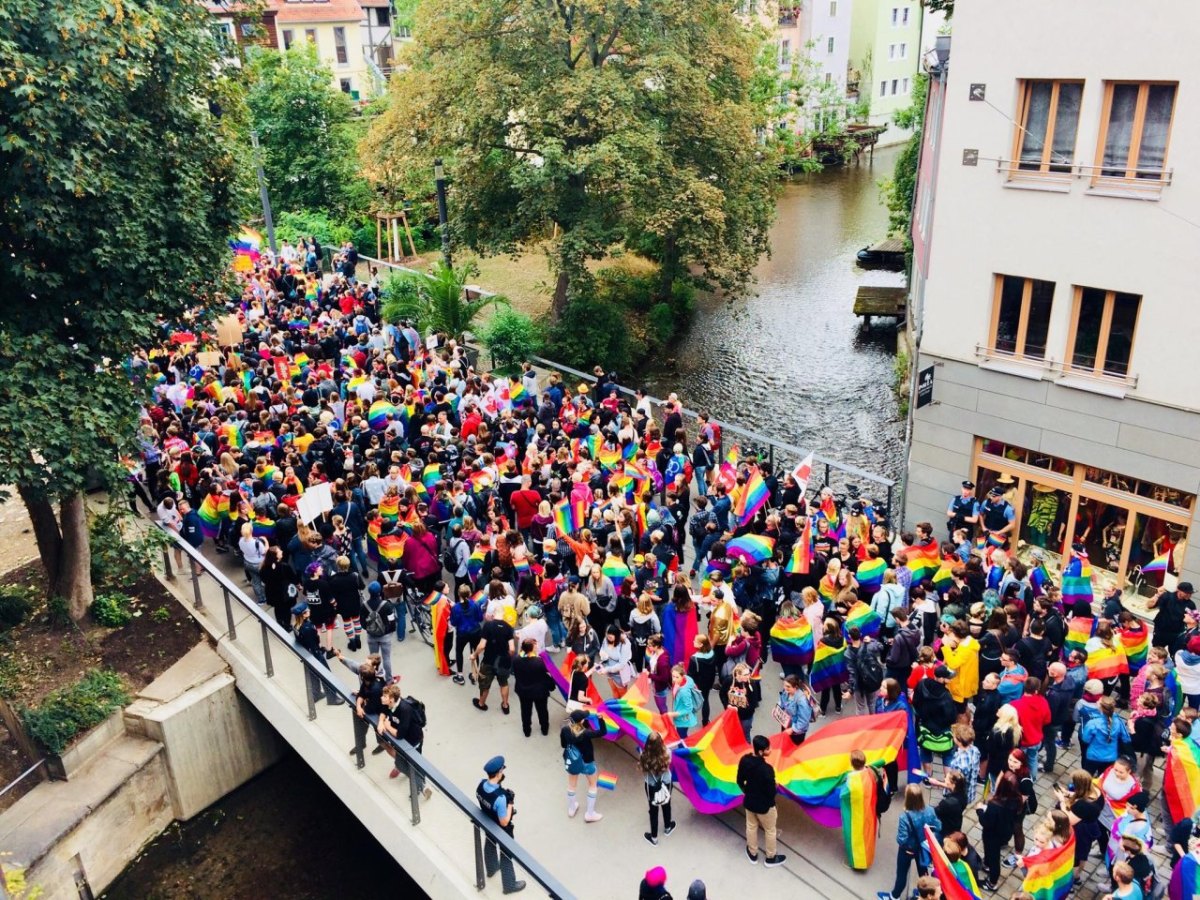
[996,158,1173,194]
[0,759,45,803]
[157,527,573,900]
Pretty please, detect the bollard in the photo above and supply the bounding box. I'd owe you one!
[408,754,422,826]
[161,546,174,580]
[305,667,317,721]
[260,621,274,677]
[352,710,365,770]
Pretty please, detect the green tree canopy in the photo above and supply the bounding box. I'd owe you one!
[363,0,775,317]
[0,0,243,618]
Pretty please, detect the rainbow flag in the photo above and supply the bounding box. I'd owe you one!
[769,619,814,667]
[841,768,879,869]
[661,604,698,668]
[1170,853,1200,900]
[513,557,531,580]
[598,672,679,746]
[670,708,750,814]
[931,562,955,593]
[1119,625,1150,672]
[1061,551,1094,607]
[421,464,442,489]
[198,493,229,539]
[621,441,638,461]
[541,650,605,707]
[553,498,585,537]
[378,495,400,521]
[368,400,396,431]
[786,520,811,574]
[431,596,450,676]
[906,538,940,582]
[843,601,881,638]
[726,534,775,565]
[467,547,487,581]
[819,494,843,539]
[287,318,310,331]
[1142,551,1170,574]
[1085,642,1128,681]
[810,641,848,693]
[770,710,907,822]
[855,557,887,593]
[596,771,618,791]
[1021,832,1076,900]
[1165,737,1200,824]
[468,470,493,492]
[250,515,275,539]
[601,557,632,592]
[926,825,982,900]
[376,533,406,563]
[1064,616,1094,654]
[508,381,527,405]
[203,381,223,403]
[734,471,770,527]
[1030,563,1053,598]
[596,446,623,471]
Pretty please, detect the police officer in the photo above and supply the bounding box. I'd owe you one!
[946,480,979,540]
[979,485,1016,550]
[477,756,526,894]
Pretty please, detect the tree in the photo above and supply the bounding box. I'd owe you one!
[0,0,242,619]
[245,44,366,219]
[382,261,507,339]
[362,0,775,318]
[882,71,929,238]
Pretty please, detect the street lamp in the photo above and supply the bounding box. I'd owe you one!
[434,157,452,270]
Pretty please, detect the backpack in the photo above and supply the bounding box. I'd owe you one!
[648,776,671,807]
[689,683,704,713]
[380,569,406,601]
[630,616,655,648]
[688,510,711,540]
[442,537,464,574]
[858,644,884,694]
[402,696,427,738]
[362,597,393,638]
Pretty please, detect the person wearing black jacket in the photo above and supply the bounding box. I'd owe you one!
[1043,661,1075,774]
[291,601,341,706]
[912,666,958,769]
[337,652,385,757]
[1014,619,1050,681]
[261,546,296,630]
[887,609,921,684]
[378,682,430,799]
[736,735,787,867]
[561,709,609,822]
[512,639,555,737]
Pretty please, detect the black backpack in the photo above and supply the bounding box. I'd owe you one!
[442,537,464,574]
[362,596,394,638]
[858,643,884,694]
[403,696,427,734]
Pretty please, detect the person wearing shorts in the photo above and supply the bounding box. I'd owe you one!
[473,613,515,714]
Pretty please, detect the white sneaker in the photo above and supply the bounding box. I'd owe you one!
[568,802,579,818]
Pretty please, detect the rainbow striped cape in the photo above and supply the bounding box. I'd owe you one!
[431,596,451,676]
[1061,552,1094,607]
[810,641,848,692]
[906,538,941,582]
[855,557,887,592]
[840,767,879,869]
[1021,833,1076,900]
[1165,737,1200,824]
[1085,641,1128,681]
[843,601,881,638]
[1064,616,1095,653]
[769,618,814,667]
[1119,624,1150,672]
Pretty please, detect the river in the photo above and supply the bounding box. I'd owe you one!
[644,145,907,484]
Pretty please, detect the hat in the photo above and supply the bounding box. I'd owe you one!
[569,709,590,724]
[634,554,646,564]
[996,473,1016,485]
[368,581,382,595]
[577,383,589,394]
[934,665,955,680]
[1181,582,1195,594]
[1032,483,1056,493]
[687,880,708,900]
[644,867,667,889]
[290,600,309,616]
[961,480,975,489]
[988,486,1004,496]
[1188,635,1200,656]
[568,574,581,585]
[483,756,506,776]
[1126,791,1151,812]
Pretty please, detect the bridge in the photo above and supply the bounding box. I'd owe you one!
[153,530,895,900]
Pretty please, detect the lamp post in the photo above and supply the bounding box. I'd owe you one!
[249,129,277,255]
[434,157,452,270]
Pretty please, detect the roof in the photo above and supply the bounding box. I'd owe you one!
[270,0,365,24]
[202,0,277,16]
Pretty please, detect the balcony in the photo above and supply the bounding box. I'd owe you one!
[995,159,1173,199]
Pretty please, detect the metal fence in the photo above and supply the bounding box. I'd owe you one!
[157,527,573,900]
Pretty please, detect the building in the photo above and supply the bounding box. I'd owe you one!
[204,1,280,64]
[904,0,1200,591]
[847,0,922,144]
[271,0,371,98]
[359,0,396,74]
[800,0,852,126]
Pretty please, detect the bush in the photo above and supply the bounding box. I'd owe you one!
[20,669,130,755]
[479,309,543,368]
[90,509,171,593]
[0,592,31,632]
[91,593,132,628]
[595,267,657,312]
[274,210,354,247]
[647,302,676,349]
[545,298,630,373]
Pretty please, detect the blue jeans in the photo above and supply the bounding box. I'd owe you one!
[546,606,567,647]
[395,599,407,642]
[367,634,393,681]
[347,536,369,577]
[694,467,709,496]
[1023,741,1043,781]
[891,847,927,899]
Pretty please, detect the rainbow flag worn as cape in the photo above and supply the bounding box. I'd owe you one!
[669,708,750,814]
[368,400,396,431]
[1064,616,1095,654]
[198,493,229,539]
[840,767,879,869]
[1061,551,1095,608]
[810,641,848,692]
[769,618,815,667]
[1119,624,1151,672]
[1099,764,1142,818]
[467,547,487,582]
[1169,853,1200,900]
[421,464,442,489]
[906,538,941,582]
[726,534,775,565]
[926,825,982,900]
[819,495,844,540]
[249,514,275,539]
[1030,563,1053,598]
[843,601,881,638]
[855,557,887,594]
[660,604,698,668]
[734,470,770,527]
[1165,737,1200,824]
[1085,641,1129,681]
[378,495,400,521]
[223,423,244,449]
[1021,832,1076,900]
[931,562,956,595]
[787,519,812,574]
[431,596,451,676]
[376,533,406,563]
[601,557,632,592]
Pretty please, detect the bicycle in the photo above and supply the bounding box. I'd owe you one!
[384,567,437,646]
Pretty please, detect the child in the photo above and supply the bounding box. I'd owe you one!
[936,724,981,805]
[908,646,939,692]
[1105,861,1141,900]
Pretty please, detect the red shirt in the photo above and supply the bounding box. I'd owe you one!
[1012,693,1051,747]
[509,489,542,529]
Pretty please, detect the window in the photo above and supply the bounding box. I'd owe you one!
[1097,81,1176,181]
[334,26,348,64]
[305,28,317,43]
[376,6,389,24]
[891,7,899,25]
[239,22,256,37]
[827,36,834,53]
[901,77,909,95]
[825,72,832,85]
[210,23,233,53]
[1067,287,1141,377]
[891,78,898,95]
[282,28,294,49]
[780,39,790,66]
[880,80,887,98]
[888,43,895,60]
[397,25,412,38]
[990,275,1055,360]
[830,0,837,14]
[898,42,907,59]
[340,78,352,94]
[1014,80,1083,173]
[902,6,909,24]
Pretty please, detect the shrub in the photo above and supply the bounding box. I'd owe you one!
[545,298,630,373]
[90,509,171,593]
[595,267,657,312]
[20,669,130,755]
[46,595,71,628]
[480,309,543,368]
[0,592,31,632]
[151,606,171,623]
[648,302,676,349]
[274,210,354,247]
[91,593,132,628]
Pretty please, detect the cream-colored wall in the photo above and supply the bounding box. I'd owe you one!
[920,0,1200,411]
[277,19,370,96]
[850,0,920,135]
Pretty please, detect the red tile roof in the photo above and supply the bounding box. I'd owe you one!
[270,0,365,24]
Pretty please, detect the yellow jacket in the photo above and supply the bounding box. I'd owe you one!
[942,636,980,703]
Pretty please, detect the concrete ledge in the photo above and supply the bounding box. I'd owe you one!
[134,640,225,702]
[46,710,126,781]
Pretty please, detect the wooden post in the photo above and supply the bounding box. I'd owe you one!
[400,211,417,258]
[0,697,41,766]
[376,216,383,261]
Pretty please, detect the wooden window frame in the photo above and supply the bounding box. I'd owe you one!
[988,274,1053,360]
[1011,79,1084,174]
[1063,286,1141,378]
[333,26,349,65]
[1093,80,1177,184]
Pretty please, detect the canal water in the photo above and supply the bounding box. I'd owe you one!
[644,145,907,483]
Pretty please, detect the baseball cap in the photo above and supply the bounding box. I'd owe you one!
[1181,582,1195,594]
[483,755,506,776]
[290,601,309,616]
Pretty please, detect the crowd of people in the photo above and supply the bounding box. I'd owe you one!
[133,240,1199,900]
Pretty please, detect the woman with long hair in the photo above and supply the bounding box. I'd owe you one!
[561,709,609,822]
[1002,748,1035,867]
[977,765,1023,890]
[687,634,718,726]
[599,624,635,699]
[639,732,676,846]
[878,784,941,900]
[986,704,1022,791]
[1081,695,1131,776]
[1053,769,1105,880]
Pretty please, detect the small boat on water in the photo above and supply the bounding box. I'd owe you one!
[855,237,906,271]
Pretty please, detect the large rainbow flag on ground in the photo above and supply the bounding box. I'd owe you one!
[599,672,679,746]
[670,708,749,814]
[1061,550,1095,608]
[1165,737,1200,824]
[926,826,982,900]
[1020,833,1076,900]
[769,618,814,667]
[906,537,941,582]
[840,767,879,869]
[810,642,848,693]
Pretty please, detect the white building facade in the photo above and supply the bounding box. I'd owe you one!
[905,0,1200,588]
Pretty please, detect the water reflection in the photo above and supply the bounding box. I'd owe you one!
[644,145,907,480]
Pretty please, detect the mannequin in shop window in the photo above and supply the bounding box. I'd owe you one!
[1057,498,1095,550]
[1102,515,1126,572]
[1027,485,1058,549]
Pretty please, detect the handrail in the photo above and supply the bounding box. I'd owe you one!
[156,525,574,899]
[0,759,45,800]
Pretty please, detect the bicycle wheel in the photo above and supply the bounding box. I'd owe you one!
[408,594,434,646]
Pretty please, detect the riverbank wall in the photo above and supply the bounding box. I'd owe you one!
[0,642,283,899]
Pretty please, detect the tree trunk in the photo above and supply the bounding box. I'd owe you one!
[18,486,64,596]
[658,233,679,302]
[57,493,93,622]
[551,270,570,321]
